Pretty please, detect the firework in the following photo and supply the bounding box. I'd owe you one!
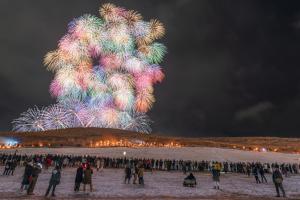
[12,106,46,132]
[42,105,72,130]
[13,3,167,133]
[123,112,152,133]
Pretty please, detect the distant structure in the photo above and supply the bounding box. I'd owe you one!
[12,3,167,133]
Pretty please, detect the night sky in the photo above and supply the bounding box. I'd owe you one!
[1,0,300,137]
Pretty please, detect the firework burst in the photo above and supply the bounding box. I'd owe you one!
[12,106,46,132]
[13,3,167,133]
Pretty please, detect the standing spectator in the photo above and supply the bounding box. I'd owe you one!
[272,167,286,197]
[74,164,83,192]
[83,164,93,192]
[138,164,144,185]
[259,166,268,183]
[27,163,42,195]
[124,164,132,184]
[252,166,261,184]
[212,162,221,190]
[45,165,61,197]
[3,160,11,175]
[133,165,138,184]
[45,156,52,170]
[96,158,101,172]
[246,164,251,177]
[20,161,33,192]
[10,159,17,175]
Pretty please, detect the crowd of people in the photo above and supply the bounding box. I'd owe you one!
[1,152,297,197]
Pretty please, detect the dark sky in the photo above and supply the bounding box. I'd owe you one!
[1,0,300,137]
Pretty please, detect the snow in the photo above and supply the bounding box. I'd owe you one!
[0,166,300,199]
[1,147,300,163]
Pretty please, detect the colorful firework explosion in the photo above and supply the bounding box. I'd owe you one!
[12,3,166,133]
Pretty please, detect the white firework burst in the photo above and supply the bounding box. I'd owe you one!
[58,99,87,127]
[12,106,46,132]
[42,104,73,130]
[123,112,152,133]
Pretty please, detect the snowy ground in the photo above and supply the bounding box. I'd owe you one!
[0,166,300,200]
[1,147,300,163]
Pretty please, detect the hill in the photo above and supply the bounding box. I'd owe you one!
[0,128,299,153]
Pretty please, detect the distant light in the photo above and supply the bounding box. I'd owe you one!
[261,147,267,152]
[123,151,127,156]
[5,139,18,146]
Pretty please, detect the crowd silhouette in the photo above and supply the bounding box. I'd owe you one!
[1,153,297,198]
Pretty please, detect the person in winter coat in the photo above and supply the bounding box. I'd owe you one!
[183,173,197,187]
[96,158,101,172]
[272,167,286,197]
[212,163,221,190]
[124,164,132,184]
[45,166,61,197]
[259,166,268,183]
[27,163,42,195]
[83,164,93,192]
[45,157,52,170]
[3,160,11,175]
[20,161,33,192]
[138,165,144,185]
[133,165,138,184]
[252,166,261,184]
[74,165,83,192]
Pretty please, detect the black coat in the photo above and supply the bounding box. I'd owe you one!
[22,164,33,185]
[75,167,83,183]
[50,169,61,185]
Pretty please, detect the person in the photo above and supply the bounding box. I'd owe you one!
[246,164,251,177]
[259,166,268,183]
[212,162,221,189]
[3,160,11,175]
[45,156,52,170]
[96,158,101,172]
[83,164,93,192]
[20,161,33,192]
[27,162,42,195]
[74,164,83,192]
[133,165,138,184]
[124,164,132,184]
[183,173,197,187]
[272,167,286,197]
[10,159,17,175]
[252,166,261,184]
[45,165,61,197]
[138,164,144,185]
